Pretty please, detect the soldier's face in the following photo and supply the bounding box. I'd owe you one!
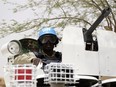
[42,41,54,51]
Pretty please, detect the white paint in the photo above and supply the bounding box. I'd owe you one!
[97,30,116,76]
[62,26,99,75]
[62,25,116,76]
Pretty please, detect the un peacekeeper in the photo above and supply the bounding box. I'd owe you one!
[33,27,62,66]
[13,27,62,86]
[14,27,62,66]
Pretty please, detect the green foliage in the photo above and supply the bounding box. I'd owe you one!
[0,0,116,38]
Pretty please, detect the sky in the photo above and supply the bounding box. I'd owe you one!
[0,0,35,22]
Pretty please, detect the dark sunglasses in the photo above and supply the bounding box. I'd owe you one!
[40,35,57,44]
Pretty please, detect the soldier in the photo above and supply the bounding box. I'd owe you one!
[13,27,62,87]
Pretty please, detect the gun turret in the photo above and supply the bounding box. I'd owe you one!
[83,7,111,51]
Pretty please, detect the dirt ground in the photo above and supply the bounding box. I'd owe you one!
[101,76,116,80]
[0,77,5,87]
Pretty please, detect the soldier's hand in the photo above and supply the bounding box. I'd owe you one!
[32,58,42,66]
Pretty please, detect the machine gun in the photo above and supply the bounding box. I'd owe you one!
[83,7,111,51]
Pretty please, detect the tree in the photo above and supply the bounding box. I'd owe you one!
[0,0,116,38]
[79,0,116,31]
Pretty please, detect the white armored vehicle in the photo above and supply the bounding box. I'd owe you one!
[1,7,116,87]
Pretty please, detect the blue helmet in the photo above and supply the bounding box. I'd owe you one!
[38,27,57,38]
[38,27,59,46]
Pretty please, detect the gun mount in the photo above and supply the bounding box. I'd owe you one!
[83,7,111,51]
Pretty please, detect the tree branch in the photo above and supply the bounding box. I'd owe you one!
[91,0,102,11]
[43,16,92,25]
[104,0,116,31]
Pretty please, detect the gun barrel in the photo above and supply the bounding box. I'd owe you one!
[84,7,111,41]
[85,7,111,37]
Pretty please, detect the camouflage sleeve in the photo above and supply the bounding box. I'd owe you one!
[13,52,36,64]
